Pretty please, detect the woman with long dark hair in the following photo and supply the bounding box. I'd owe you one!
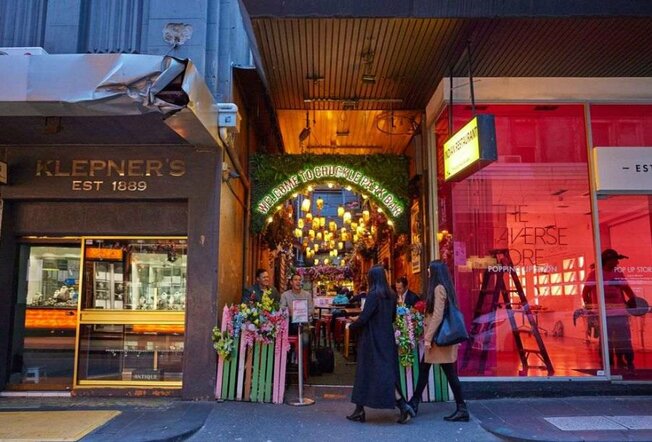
[408,260,469,422]
[346,265,415,424]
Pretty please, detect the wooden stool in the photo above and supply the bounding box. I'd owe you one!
[314,315,332,348]
[287,335,309,380]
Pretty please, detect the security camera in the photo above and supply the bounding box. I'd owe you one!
[216,103,241,132]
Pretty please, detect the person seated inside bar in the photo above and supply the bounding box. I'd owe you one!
[395,276,420,307]
[241,268,280,304]
[280,273,314,349]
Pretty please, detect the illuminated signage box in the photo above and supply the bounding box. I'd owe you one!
[85,247,123,261]
[443,115,497,182]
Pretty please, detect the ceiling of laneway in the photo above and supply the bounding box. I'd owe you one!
[239,2,652,155]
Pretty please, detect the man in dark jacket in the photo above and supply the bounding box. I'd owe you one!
[241,268,280,304]
[395,276,420,307]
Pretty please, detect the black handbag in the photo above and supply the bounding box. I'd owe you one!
[434,298,469,346]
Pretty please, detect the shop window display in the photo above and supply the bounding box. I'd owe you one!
[591,105,652,380]
[76,324,184,383]
[82,239,187,311]
[77,238,187,386]
[436,105,599,377]
[8,245,80,389]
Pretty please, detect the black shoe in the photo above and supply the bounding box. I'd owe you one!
[346,406,365,423]
[396,398,415,424]
[443,403,469,422]
[407,397,420,416]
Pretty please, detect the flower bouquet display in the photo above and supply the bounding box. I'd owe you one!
[214,290,290,404]
[394,300,451,403]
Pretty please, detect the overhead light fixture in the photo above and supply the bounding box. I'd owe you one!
[342,100,357,110]
[299,111,311,143]
[361,73,376,84]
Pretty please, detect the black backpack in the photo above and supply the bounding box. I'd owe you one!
[315,347,335,373]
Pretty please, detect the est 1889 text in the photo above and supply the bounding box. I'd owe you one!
[71,180,148,192]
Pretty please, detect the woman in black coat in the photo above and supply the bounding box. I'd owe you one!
[346,265,415,424]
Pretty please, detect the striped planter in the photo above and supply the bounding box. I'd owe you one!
[398,341,451,402]
[215,306,290,404]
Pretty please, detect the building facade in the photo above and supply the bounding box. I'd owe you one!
[1,0,652,398]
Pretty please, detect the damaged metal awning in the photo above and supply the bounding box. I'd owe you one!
[0,54,221,149]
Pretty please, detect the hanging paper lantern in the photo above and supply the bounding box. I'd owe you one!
[314,259,319,265]
[324,258,329,265]
[294,228,302,238]
[298,218,305,229]
[338,241,344,250]
[363,210,370,222]
[338,206,345,217]
[329,221,337,232]
[301,198,311,212]
[343,212,352,224]
[316,232,323,241]
[316,197,324,211]
[308,229,315,239]
[359,217,364,225]
[306,213,313,221]
[314,244,320,252]
[351,222,358,230]
[320,217,326,227]
[353,234,359,242]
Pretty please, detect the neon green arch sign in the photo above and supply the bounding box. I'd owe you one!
[250,155,409,233]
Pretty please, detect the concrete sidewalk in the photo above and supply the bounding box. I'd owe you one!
[0,396,211,441]
[2,392,652,441]
[473,395,652,442]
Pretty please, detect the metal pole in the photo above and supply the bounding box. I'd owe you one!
[584,103,611,379]
[467,40,476,116]
[289,323,315,406]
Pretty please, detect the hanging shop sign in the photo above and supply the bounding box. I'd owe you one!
[0,160,7,184]
[85,247,124,261]
[593,147,652,194]
[1,146,203,200]
[443,115,497,182]
[250,154,409,233]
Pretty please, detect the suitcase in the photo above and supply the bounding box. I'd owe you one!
[315,347,334,373]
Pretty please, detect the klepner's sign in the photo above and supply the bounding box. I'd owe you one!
[593,147,652,194]
[443,115,497,182]
[255,164,405,218]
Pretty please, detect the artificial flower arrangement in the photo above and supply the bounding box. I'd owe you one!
[212,289,288,360]
[394,301,425,367]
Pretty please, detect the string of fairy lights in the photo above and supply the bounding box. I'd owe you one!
[293,186,386,266]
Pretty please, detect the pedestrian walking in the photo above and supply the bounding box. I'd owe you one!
[408,260,469,422]
[346,265,415,424]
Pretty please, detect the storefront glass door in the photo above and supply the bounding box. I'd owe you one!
[595,195,652,379]
[7,244,80,390]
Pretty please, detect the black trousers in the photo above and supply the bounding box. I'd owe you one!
[412,359,465,405]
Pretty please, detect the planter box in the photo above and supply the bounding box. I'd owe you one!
[215,306,289,404]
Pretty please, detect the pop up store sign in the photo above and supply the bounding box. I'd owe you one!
[443,115,497,182]
[250,154,409,233]
[593,147,652,194]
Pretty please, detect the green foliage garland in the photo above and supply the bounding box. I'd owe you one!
[250,154,409,233]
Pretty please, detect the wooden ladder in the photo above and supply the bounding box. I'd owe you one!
[462,249,554,376]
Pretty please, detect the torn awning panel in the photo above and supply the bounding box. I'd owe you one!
[0,54,200,116]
